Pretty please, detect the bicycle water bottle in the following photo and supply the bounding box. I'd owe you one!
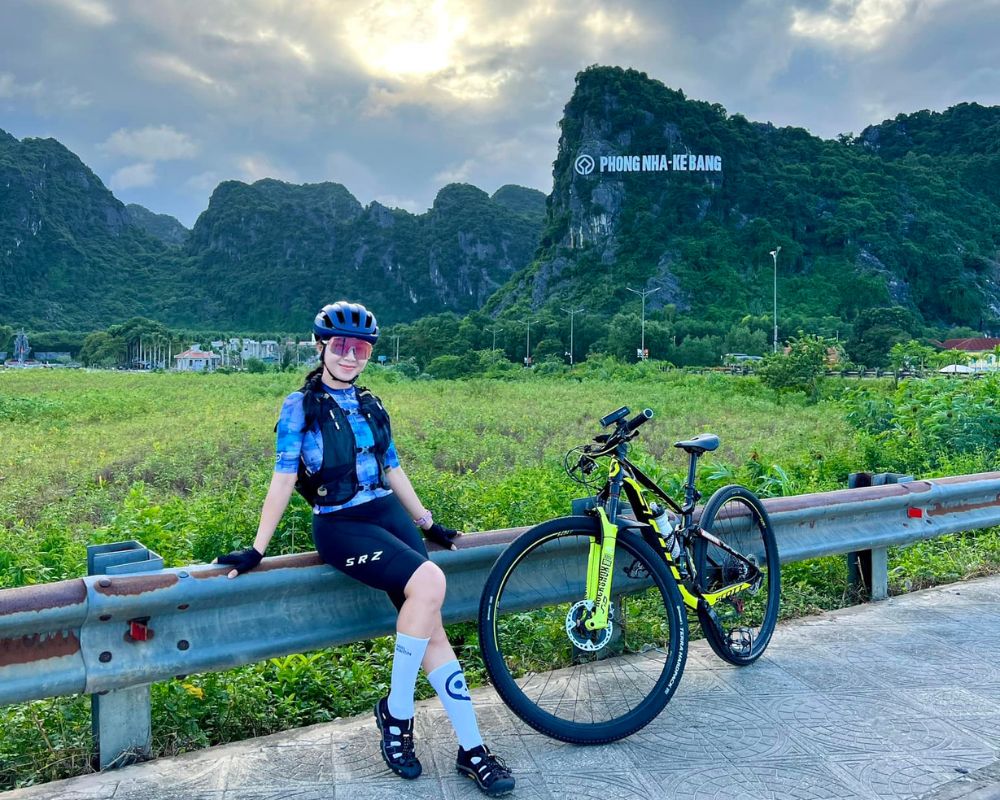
[649,502,681,559]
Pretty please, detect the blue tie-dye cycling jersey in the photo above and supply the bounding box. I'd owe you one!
[274,385,400,514]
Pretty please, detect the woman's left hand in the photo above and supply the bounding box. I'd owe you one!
[423,521,461,551]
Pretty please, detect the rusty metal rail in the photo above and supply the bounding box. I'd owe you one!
[2,471,999,766]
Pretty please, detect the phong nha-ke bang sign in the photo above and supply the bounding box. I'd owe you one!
[574,153,722,175]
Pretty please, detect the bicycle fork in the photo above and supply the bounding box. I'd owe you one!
[584,507,619,631]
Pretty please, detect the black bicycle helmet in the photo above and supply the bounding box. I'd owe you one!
[313,301,379,343]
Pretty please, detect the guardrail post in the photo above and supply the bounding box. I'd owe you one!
[847,547,889,602]
[845,473,913,601]
[87,541,163,770]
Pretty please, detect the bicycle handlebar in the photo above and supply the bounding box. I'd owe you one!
[570,407,655,481]
[626,408,654,432]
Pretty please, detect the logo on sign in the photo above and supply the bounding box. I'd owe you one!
[574,154,595,175]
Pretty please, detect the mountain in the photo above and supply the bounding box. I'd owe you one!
[167,179,546,328]
[126,204,189,247]
[0,127,546,331]
[487,67,1000,332]
[0,131,174,329]
[491,184,548,217]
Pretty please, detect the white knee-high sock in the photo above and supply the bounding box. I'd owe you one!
[427,659,484,750]
[387,632,430,719]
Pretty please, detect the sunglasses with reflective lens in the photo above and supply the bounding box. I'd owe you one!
[327,336,373,360]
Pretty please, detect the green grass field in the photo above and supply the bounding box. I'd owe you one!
[1,368,996,788]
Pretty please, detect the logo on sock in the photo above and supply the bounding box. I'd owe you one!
[445,670,471,701]
[396,644,412,656]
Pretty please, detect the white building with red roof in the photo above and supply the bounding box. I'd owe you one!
[934,338,1000,371]
[174,345,222,372]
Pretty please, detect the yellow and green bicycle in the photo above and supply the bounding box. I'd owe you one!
[478,406,780,744]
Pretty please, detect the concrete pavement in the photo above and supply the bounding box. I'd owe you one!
[4,575,999,800]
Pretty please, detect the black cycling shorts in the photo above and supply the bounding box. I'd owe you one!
[311,493,429,609]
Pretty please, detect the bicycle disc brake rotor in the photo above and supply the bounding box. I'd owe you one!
[565,600,615,651]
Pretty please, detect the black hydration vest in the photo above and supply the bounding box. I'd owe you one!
[295,386,393,507]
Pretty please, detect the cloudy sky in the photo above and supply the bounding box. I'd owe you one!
[2,0,998,227]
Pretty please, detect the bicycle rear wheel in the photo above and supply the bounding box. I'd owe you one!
[478,515,688,744]
[693,485,780,665]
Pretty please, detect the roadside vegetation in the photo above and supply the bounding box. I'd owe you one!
[1,367,997,789]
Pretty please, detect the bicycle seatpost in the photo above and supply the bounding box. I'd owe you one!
[682,451,701,516]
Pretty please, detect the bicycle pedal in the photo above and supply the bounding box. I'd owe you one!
[727,627,753,654]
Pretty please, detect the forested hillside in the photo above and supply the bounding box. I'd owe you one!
[0,128,546,331]
[165,180,546,328]
[487,67,1000,342]
[0,132,176,328]
[2,67,998,349]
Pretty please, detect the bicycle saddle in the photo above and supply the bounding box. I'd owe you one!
[673,433,720,454]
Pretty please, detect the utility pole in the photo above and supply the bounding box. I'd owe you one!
[626,286,661,360]
[769,246,781,353]
[560,307,585,365]
[485,326,503,352]
[392,334,400,363]
[522,319,533,366]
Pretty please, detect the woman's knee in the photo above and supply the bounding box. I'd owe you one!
[404,561,446,606]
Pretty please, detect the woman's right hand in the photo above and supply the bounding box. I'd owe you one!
[213,546,264,579]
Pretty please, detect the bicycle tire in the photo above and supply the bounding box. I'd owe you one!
[478,515,688,744]
[693,485,781,666]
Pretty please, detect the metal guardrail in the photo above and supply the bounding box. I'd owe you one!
[2,471,999,767]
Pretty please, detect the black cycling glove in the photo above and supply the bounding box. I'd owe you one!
[216,546,264,574]
[423,522,461,550]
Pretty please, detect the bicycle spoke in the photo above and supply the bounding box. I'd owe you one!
[483,525,685,739]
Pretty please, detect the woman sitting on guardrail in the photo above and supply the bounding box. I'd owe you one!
[214,301,514,797]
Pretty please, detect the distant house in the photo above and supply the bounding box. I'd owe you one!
[935,338,1000,371]
[174,345,222,372]
[261,340,279,363]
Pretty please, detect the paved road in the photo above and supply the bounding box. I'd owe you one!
[5,575,1000,800]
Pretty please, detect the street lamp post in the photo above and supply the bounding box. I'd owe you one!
[560,307,585,365]
[486,326,503,352]
[769,246,781,353]
[626,286,661,360]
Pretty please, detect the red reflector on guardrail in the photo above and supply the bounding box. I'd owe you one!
[907,507,923,518]
[129,619,152,641]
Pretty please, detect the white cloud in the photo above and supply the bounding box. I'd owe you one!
[432,159,475,184]
[582,8,643,39]
[237,154,299,184]
[0,72,43,99]
[102,125,198,161]
[110,162,157,190]
[790,0,914,50]
[44,0,115,26]
[143,53,228,92]
[4,0,999,225]
[0,71,91,110]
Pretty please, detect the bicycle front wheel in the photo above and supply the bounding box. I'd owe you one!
[694,485,781,665]
[478,515,688,744]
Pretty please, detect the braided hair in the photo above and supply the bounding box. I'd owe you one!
[300,361,326,433]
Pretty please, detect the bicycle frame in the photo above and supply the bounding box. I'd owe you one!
[584,441,759,624]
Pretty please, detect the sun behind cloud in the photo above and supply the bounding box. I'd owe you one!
[345,0,466,79]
